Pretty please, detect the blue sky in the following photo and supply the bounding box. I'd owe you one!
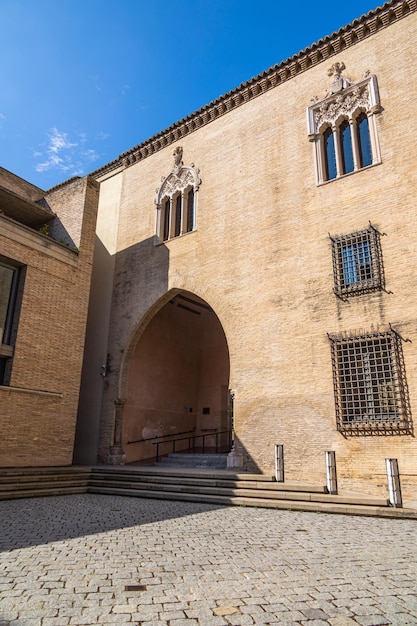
[1,0,381,190]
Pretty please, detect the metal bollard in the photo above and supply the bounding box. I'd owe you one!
[386,458,403,508]
[274,444,284,482]
[325,451,338,494]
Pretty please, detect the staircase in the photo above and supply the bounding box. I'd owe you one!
[155,452,228,470]
[0,466,90,500]
[1,465,416,518]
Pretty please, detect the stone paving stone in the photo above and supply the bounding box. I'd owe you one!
[302,608,331,620]
[0,494,417,626]
[354,616,392,626]
[327,617,358,626]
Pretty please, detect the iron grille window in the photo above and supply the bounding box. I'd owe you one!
[329,329,412,436]
[330,226,384,298]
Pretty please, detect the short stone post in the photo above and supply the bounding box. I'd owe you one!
[325,451,338,494]
[385,458,402,508]
[274,444,284,482]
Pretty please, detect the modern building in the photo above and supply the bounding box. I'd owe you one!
[2,0,417,505]
[0,168,99,466]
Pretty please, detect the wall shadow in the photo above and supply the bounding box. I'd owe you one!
[0,492,226,552]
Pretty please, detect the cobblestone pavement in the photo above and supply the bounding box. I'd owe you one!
[0,495,416,626]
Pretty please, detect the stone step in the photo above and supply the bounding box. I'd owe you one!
[88,476,387,507]
[88,484,416,519]
[155,453,228,469]
[1,465,416,519]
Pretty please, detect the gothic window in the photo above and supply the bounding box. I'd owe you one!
[307,64,381,184]
[340,119,354,174]
[156,147,200,243]
[0,258,24,386]
[324,127,336,181]
[356,112,372,168]
[330,225,385,298]
[329,329,412,436]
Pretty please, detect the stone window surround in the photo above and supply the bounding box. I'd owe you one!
[155,148,201,244]
[307,73,382,185]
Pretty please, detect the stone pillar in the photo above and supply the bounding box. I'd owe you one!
[109,398,126,465]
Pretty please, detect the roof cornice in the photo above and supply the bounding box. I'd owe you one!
[90,0,416,181]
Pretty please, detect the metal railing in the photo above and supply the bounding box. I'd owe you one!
[153,430,232,462]
[127,428,195,446]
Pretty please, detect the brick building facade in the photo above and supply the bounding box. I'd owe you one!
[2,0,417,505]
[0,169,99,466]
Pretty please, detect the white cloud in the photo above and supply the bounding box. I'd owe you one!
[96,130,109,140]
[34,127,101,176]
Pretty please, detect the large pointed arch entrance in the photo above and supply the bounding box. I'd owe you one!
[121,290,231,464]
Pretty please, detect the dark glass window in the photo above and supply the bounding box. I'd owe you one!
[162,198,170,241]
[329,330,412,436]
[0,260,23,386]
[186,189,194,233]
[174,195,181,237]
[331,227,384,298]
[342,239,372,287]
[340,120,354,174]
[0,263,19,345]
[324,127,337,181]
[357,113,372,168]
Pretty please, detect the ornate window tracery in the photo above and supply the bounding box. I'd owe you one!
[155,147,201,243]
[307,63,381,184]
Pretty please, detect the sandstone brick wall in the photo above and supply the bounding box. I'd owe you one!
[92,6,417,502]
[0,176,99,467]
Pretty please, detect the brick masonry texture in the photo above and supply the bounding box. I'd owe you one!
[0,176,99,466]
[92,5,417,502]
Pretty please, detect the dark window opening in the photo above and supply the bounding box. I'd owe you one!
[357,113,372,168]
[162,199,170,242]
[174,195,182,238]
[0,259,24,386]
[329,330,412,436]
[186,188,194,233]
[331,226,384,298]
[324,127,337,181]
[340,120,354,174]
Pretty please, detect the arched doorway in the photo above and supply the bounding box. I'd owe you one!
[121,291,231,464]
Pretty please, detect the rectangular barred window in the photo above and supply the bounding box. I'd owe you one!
[329,329,412,436]
[330,226,384,298]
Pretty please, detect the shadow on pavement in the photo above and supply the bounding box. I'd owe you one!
[0,493,225,552]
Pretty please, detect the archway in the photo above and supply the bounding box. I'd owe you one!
[121,291,231,464]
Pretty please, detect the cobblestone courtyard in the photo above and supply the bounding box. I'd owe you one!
[0,494,416,625]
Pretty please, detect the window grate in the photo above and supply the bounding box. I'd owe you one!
[330,225,385,298]
[329,329,413,436]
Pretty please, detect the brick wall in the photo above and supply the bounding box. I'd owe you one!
[0,176,99,467]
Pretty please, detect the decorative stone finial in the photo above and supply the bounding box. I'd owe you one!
[173,146,183,171]
[326,62,352,95]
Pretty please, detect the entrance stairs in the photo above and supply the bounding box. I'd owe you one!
[155,452,228,470]
[0,465,417,518]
